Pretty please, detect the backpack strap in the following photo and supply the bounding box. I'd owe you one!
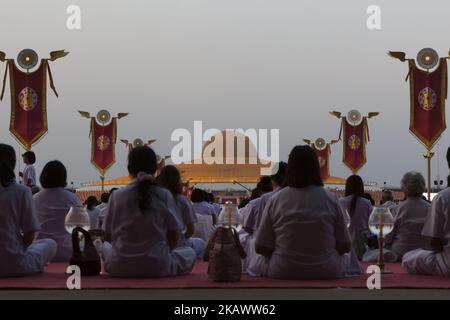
[71,227,94,255]
[203,227,220,262]
[232,228,247,259]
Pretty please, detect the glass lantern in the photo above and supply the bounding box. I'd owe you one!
[218,201,242,231]
[368,206,394,272]
[65,205,91,234]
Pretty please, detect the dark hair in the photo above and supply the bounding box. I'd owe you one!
[127,146,158,212]
[190,188,204,203]
[251,187,261,200]
[0,144,16,187]
[271,162,287,186]
[257,176,273,193]
[363,193,375,206]
[447,146,450,164]
[345,175,365,217]
[85,196,98,211]
[157,165,182,196]
[208,192,215,203]
[286,145,323,188]
[22,151,36,164]
[40,160,67,188]
[100,192,109,203]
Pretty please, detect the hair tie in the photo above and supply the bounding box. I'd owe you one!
[137,172,154,183]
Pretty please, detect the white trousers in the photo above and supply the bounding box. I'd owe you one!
[402,249,450,277]
[0,239,57,277]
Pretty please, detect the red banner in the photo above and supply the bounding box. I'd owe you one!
[7,60,48,150]
[312,144,330,181]
[90,118,117,175]
[342,118,367,174]
[409,58,447,149]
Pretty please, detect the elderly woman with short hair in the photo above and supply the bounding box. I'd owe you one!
[363,171,431,262]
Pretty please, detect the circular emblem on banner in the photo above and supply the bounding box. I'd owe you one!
[314,138,326,151]
[347,110,362,126]
[417,48,439,70]
[18,87,38,111]
[318,156,326,168]
[418,87,437,111]
[133,138,144,148]
[96,110,111,125]
[97,135,110,151]
[348,134,361,151]
[17,49,39,70]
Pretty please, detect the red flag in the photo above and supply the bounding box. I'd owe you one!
[90,118,117,175]
[7,60,48,150]
[408,58,447,149]
[342,117,368,174]
[312,144,330,181]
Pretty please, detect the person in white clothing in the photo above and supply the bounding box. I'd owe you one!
[339,175,373,260]
[0,144,56,277]
[381,189,397,209]
[20,151,37,189]
[158,165,207,258]
[102,146,196,277]
[363,172,430,262]
[247,145,353,279]
[245,162,287,235]
[35,160,83,262]
[403,147,450,277]
[191,188,216,240]
[85,196,101,230]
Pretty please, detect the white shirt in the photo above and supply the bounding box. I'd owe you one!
[0,182,40,274]
[34,188,82,259]
[87,207,101,230]
[103,182,183,277]
[23,164,36,186]
[385,197,430,257]
[174,194,198,245]
[422,188,450,272]
[339,196,372,235]
[192,201,216,216]
[256,186,351,279]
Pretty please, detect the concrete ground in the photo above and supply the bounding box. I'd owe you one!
[0,288,450,300]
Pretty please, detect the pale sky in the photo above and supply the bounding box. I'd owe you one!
[1,0,450,187]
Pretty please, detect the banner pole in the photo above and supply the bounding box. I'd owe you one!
[100,175,105,193]
[424,148,434,200]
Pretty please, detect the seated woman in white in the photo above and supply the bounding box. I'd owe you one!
[339,175,373,260]
[85,196,101,230]
[158,165,207,258]
[0,144,57,277]
[247,145,353,279]
[35,161,83,262]
[102,146,196,277]
[363,172,430,262]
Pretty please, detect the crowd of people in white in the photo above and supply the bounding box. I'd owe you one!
[0,142,449,279]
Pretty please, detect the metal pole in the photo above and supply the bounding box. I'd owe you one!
[100,175,105,193]
[424,149,434,200]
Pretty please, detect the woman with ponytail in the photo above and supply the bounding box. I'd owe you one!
[339,175,373,259]
[0,144,57,277]
[157,165,207,258]
[102,146,196,277]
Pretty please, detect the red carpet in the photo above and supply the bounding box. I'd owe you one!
[1,262,450,289]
